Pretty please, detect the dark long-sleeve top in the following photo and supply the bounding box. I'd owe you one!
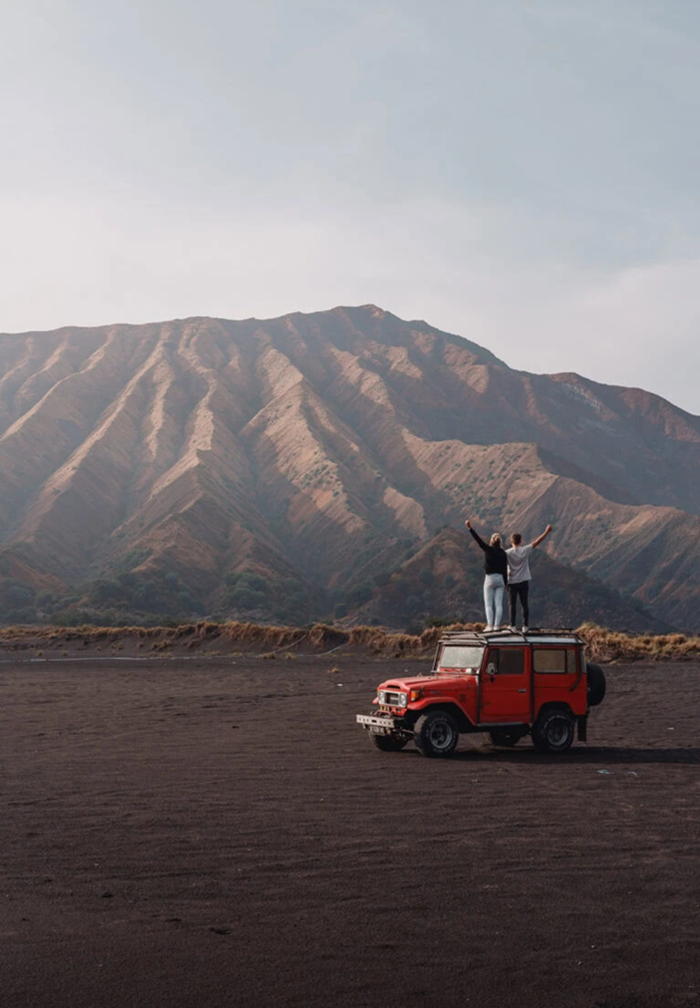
[469,528,508,578]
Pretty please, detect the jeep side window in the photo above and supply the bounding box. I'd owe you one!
[490,648,525,675]
[533,648,567,673]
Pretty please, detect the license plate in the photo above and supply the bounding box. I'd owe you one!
[369,725,388,735]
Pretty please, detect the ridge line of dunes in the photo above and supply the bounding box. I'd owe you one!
[0,621,698,663]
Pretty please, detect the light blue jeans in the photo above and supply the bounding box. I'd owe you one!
[483,573,505,628]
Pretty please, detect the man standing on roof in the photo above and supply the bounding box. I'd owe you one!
[506,525,553,632]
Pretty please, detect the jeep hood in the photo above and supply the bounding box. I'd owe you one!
[377,674,471,691]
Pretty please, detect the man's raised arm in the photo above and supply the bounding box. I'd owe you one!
[531,524,553,548]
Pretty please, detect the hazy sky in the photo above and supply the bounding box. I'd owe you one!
[2,0,699,412]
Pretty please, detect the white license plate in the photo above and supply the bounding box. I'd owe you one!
[369,725,388,735]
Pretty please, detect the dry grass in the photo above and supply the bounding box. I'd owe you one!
[577,623,700,662]
[0,619,697,662]
[0,619,474,657]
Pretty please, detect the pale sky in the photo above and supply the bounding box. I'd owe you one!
[2,0,699,412]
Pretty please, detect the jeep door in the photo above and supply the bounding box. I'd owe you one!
[533,647,587,716]
[479,646,531,723]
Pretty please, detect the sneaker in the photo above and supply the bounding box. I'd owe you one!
[485,625,494,631]
[508,625,517,632]
[522,626,529,633]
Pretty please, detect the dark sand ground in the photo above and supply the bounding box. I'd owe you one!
[1,656,699,1008]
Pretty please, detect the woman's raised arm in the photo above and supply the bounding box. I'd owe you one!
[465,519,488,551]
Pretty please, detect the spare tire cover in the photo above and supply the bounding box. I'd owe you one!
[586,662,606,707]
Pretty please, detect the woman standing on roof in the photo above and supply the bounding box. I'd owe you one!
[465,519,508,631]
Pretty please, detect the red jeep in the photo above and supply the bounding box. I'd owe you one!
[356,629,606,756]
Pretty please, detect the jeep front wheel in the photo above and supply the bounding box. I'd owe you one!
[413,710,459,758]
[532,710,575,753]
[371,733,408,752]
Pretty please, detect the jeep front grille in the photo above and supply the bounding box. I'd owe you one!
[382,691,403,706]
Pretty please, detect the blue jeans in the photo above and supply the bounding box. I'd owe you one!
[483,573,505,628]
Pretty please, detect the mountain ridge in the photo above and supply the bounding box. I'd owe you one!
[0,305,697,629]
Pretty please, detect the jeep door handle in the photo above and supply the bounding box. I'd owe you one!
[517,689,527,693]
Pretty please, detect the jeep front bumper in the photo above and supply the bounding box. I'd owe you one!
[356,714,397,735]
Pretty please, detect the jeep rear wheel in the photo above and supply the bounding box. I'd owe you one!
[488,729,524,748]
[413,710,459,758]
[371,733,408,752]
[532,710,575,753]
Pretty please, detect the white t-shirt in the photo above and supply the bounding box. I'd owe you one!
[506,544,534,584]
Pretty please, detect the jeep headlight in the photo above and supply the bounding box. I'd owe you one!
[378,690,387,704]
[398,692,408,708]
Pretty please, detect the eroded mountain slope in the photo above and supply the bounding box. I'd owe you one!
[0,306,697,628]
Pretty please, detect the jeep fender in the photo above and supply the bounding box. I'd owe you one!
[535,700,576,723]
[408,699,474,733]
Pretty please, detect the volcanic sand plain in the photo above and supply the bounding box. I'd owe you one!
[1,655,699,1008]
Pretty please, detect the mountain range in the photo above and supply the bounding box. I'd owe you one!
[0,305,697,630]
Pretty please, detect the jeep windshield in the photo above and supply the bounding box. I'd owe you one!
[437,645,484,673]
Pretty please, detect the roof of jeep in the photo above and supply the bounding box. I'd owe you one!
[438,628,585,646]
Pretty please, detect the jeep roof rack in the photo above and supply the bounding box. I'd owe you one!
[438,627,584,644]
